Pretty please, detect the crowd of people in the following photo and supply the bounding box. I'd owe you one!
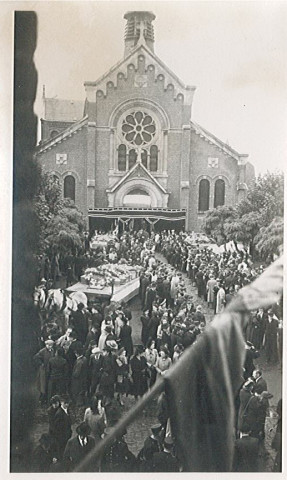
[31,229,282,472]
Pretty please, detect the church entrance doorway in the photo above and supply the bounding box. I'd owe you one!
[122,189,152,208]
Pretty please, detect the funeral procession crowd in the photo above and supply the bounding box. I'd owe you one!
[31,229,282,472]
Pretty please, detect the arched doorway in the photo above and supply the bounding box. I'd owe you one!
[123,188,151,208]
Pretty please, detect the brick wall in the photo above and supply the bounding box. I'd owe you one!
[188,131,239,231]
[38,54,252,231]
[41,119,75,142]
[37,127,88,214]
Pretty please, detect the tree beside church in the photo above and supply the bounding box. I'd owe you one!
[35,11,255,233]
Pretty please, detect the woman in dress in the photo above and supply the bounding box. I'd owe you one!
[216,283,226,314]
[84,396,106,443]
[115,348,130,405]
[144,338,158,388]
[118,317,133,360]
[155,347,172,379]
[140,310,151,347]
[130,345,148,400]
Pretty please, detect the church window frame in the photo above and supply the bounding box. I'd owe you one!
[214,178,225,207]
[116,107,161,173]
[64,175,76,202]
[118,144,127,171]
[198,178,210,212]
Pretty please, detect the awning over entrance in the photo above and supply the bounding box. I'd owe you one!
[88,207,186,221]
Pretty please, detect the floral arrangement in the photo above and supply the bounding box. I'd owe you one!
[90,233,117,249]
[82,263,140,288]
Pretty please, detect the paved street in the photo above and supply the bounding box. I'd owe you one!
[31,255,281,471]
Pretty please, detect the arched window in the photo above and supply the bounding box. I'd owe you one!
[141,149,148,169]
[64,175,75,202]
[198,179,210,211]
[214,179,225,207]
[118,144,127,171]
[150,145,158,172]
[128,149,137,170]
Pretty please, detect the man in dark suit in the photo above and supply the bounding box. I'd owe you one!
[252,369,267,395]
[101,428,136,472]
[265,310,279,364]
[152,437,180,472]
[69,302,88,345]
[233,424,260,472]
[140,273,150,309]
[71,346,88,406]
[145,283,157,316]
[243,342,259,380]
[63,422,95,472]
[99,341,118,398]
[53,394,72,459]
[47,346,69,401]
[137,424,163,472]
[65,331,83,368]
[162,276,171,308]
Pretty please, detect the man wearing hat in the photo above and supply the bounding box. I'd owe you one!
[237,379,254,434]
[137,424,163,472]
[99,340,118,398]
[71,346,88,406]
[206,273,217,308]
[47,345,69,402]
[63,422,96,472]
[101,427,136,472]
[53,394,72,459]
[89,346,103,397]
[33,339,55,405]
[152,437,180,472]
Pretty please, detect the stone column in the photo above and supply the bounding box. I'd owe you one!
[180,126,191,228]
[87,122,96,210]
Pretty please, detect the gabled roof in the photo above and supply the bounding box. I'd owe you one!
[36,116,88,154]
[107,161,168,194]
[190,120,249,163]
[84,43,196,104]
[44,97,84,122]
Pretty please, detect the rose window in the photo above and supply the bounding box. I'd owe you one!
[122,111,156,146]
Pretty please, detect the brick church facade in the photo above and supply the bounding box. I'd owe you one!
[36,11,255,232]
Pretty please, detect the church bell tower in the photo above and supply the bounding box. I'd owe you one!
[124,11,156,56]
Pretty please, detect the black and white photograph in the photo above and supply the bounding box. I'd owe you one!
[1,0,286,475]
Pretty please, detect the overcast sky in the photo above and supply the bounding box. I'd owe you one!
[3,0,287,174]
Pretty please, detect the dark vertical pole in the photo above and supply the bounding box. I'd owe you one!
[11,11,39,472]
